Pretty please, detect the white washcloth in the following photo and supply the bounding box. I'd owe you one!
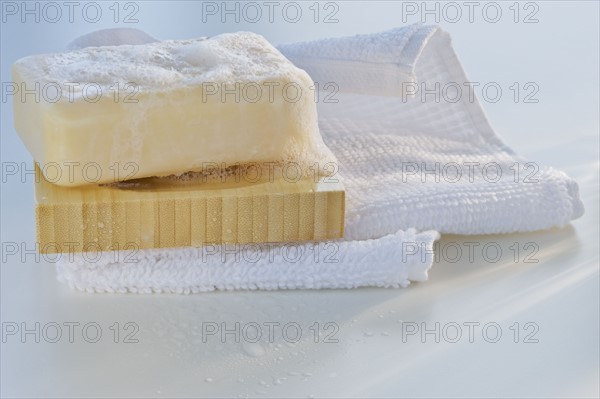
[280,25,584,237]
[55,26,583,293]
[58,229,438,293]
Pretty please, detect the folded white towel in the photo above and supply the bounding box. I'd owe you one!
[56,25,583,293]
[280,25,584,237]
[58,229,439,293]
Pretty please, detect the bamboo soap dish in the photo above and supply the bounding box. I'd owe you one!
[34,165,345,254]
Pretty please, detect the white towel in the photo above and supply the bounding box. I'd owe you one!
[55,25,583,293]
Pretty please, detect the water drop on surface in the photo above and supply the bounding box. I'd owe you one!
[205,377,213,383]
[242,341,265,358]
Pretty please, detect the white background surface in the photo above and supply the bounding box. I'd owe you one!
[1,1,599,397]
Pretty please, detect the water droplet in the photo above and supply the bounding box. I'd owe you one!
[363,331,374,337]
[242,341,265,358]
[205,377,213,383]
[302,372,312,377]
[381,331,390,336]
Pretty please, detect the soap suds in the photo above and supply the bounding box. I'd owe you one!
[16,32,299,96]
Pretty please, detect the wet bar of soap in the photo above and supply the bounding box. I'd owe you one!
[34,166,345,254]
[13,32,336,186]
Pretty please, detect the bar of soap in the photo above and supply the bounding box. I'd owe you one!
[13,32,336,186]
[34,165,345,254]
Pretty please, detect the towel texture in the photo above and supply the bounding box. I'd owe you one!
[55,25,583,293]
[279,25,583,237]
[57,229,439,293]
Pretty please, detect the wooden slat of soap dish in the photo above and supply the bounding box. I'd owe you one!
[34,165,345,254]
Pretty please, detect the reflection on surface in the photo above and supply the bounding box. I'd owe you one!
[3,219,598,397]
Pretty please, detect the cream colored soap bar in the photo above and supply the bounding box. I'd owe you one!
[13,32,336,186]
[35,166,345,254]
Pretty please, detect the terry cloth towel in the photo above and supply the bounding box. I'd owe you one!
[55,25,583,293]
